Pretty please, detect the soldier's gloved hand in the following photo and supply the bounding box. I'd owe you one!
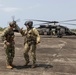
[6,42,10,46]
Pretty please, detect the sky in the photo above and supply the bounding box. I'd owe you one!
[0,0,76,29]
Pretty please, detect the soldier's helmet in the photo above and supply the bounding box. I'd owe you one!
[9,21,16,27]
[24,21,33,28]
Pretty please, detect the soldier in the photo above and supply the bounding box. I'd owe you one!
[20,21,40,68]
[1,21,19,69]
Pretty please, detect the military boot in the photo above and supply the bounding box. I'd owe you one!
[31,64,36,68]
[24,61,30,66]
[31,62,36,68]
[31,60,36,68]
[10,62,14,67]
[6,62,13,69]
[6,65,13,69]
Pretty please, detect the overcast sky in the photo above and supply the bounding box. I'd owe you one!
[0,0,76,29]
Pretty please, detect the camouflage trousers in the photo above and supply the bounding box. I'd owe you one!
[24,42,36,65]
[4,42,15,66]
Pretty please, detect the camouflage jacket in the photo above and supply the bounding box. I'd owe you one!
[1,26,15,42]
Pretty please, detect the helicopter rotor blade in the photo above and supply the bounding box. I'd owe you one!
[25,19,76,23]
[60,19,76,22]
[25,19,76,26]
[60,22,76,26]
[25,19,51,22]
[34,22,76,27]
[15,19,20,22]
[25,19,59,23]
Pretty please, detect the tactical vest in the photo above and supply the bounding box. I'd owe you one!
[5,30,14,42]
[24,28,36,45]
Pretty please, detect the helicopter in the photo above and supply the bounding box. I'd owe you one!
[25,19,76,38]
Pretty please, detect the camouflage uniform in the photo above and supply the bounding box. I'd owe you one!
[20,24,40,67]
[1,26,15,66]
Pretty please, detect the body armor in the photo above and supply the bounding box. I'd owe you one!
[24,28,36,45]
